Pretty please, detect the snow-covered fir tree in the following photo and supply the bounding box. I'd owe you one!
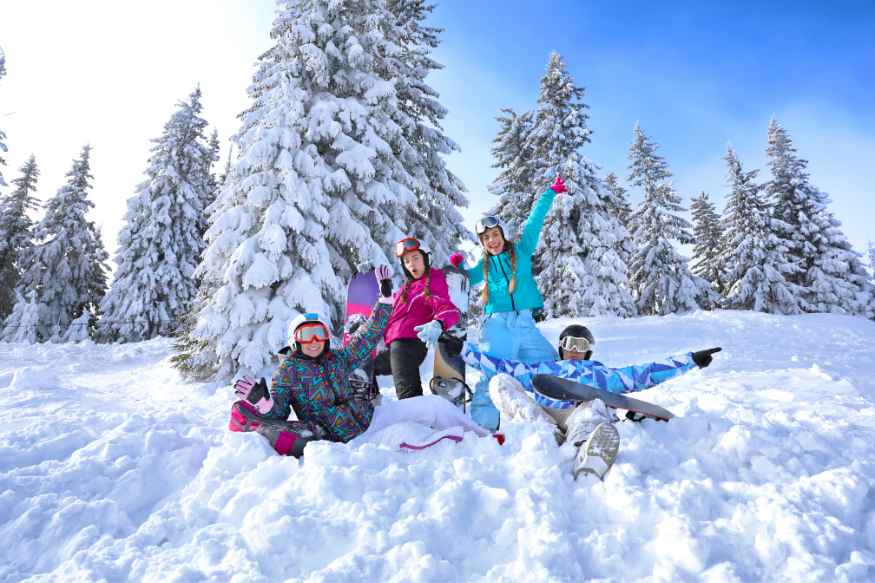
[99,89,216,342]
[0,155,40,319]
[518,53,634,317]
[0,290,41,344]
[0,47,7,187]
[489,107,535,238]
[188,0,468,379]
[383,0,469,257]
[766,119,870,314]
[690,191,724,293]
[719,147,800,313]
[4,146,108,341]
[626,124,713,315]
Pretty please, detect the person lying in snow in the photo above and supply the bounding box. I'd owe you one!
[228,265,488,457]
[447,175,567,432]
[462,323,720,479]
[371,236,461,400]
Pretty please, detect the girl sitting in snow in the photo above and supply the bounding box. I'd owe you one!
[228,265,487,457]
[464,323,720,479]
[372,236,461,400]
[449,175,566,431]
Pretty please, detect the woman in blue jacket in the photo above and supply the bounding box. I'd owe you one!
[449,176,566,430]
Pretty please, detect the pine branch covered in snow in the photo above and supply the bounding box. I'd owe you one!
[719,147,800,313]
[690,191,724,294]
[0,155,40,319]
[186,0,469,379]
[0,290,41,344]
[98,89,216,342]
[626,124,713,315]
[2,146,108,341]
[489,107,535,239]
[0,47,7,187]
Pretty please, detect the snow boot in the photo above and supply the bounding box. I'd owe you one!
[573,422,620,481]
[563,398,617,448]
[229,400,318,457]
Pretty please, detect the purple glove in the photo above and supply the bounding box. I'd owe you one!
[550,175,567,194]
[449,252,465,268]
[233,376,273,414]
[375,264,393,302]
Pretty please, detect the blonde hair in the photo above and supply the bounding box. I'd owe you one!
[479,236,516,305]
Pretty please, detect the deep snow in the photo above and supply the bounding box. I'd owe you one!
[1,310,875,582]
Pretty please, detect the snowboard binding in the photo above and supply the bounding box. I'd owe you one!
[429,376,473,412]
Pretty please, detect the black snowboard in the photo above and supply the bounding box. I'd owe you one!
[532,374,674,422]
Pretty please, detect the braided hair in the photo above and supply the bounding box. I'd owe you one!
[398,250,433,304]
[479,234,517,305]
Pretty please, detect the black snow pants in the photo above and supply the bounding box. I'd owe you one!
[374,338,429,400]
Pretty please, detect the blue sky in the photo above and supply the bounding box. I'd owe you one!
[0,0,872,258]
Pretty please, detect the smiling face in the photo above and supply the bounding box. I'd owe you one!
[402,249,426,279]
[479,227,506,255]
[300,339,326,358]
[562,349,591,361]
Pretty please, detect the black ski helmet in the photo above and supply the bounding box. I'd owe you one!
[558,324,595,359]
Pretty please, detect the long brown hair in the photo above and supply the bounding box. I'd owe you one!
[398,264,433,304]
[479,237,516,305]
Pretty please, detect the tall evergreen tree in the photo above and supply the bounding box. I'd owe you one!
[187,0,468,379]
[0,155,40,318]
[0,47,7,187]
[627,124,712,315]
[3,146,108,341]
[490,107,535,238]
[604,172,633,231]
[1,290,41,344]
[720,147,800,313]
[518,53,634,317]
[767,119,869,314]
[99,89,216,342]
[690,191,724,293]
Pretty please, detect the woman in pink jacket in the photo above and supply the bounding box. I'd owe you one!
[375,236,461,399]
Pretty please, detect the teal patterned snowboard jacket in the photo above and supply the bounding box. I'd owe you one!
[261,303,391,442]
[462,342,697,409]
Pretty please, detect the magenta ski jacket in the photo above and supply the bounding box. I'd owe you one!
[384,267,460,345]
[264,302,391,442]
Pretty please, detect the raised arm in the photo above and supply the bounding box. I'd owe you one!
[519,177,565,255]
[336,301,391,365]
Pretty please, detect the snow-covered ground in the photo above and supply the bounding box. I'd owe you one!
[2,310,875,582]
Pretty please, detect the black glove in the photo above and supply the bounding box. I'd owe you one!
[247,377,270,405]
[691,347,721,368]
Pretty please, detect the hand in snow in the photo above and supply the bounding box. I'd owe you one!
[375,264,393,303]
[234,376,273,413]
[414,320,443,346]
[449,252,465,269]
[692,347,721,368]
[550,175,567,195]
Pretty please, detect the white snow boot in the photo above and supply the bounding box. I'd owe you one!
[563,398,617,448]
[573,422,621,481]
[488,373,558,427]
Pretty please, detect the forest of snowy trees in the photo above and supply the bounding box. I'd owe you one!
[0,0,873,381]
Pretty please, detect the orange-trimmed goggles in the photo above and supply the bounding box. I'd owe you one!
[394,237,422,257]
[294,322,330,344]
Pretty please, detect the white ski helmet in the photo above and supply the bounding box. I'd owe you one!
[475,214,509,239]
[288,312,331,350]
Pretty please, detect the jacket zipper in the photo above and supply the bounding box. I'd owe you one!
[493,254,517,312]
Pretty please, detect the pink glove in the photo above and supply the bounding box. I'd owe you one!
[233,376,274,414]
[550,175,567,194]
[449,252,465,268]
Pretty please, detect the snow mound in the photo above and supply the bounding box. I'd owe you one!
[1,311,875,582]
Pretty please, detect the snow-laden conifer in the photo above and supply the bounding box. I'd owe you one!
[0,290,41,343]
[0,155,40,319]
[189,0,468,378]
[4,146,108,341]
[490,108,535,239]
[626,124,713,315]
[690,191,724,294]
[520,53,634,317]
[99,89,215,342]
[0,47,7,187]
[767,119,869,314]
[720,147,800,313]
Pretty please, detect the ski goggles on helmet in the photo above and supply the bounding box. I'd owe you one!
[559,335,594,354]
[294,322,330,344]
[395,237,423,257]
[475,215,502,236]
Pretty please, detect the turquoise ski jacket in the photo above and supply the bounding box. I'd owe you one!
[465,187,558,315]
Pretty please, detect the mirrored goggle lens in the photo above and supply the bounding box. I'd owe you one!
[394,238,421,257]
[294,323,329,343]
[559,336,593,353]
[475,216,501,235]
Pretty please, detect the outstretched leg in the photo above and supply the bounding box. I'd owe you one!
[229,400,323,457]
[488,373,559,427]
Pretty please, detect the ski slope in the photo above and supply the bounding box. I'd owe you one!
[1,310,874,582]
